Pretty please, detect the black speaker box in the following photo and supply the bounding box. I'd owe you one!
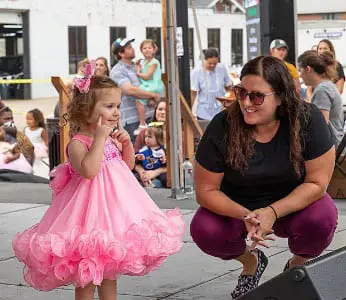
[239,246,346,300]
[260,0,296,64]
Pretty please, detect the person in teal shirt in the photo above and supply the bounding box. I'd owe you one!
[135,39,164,135]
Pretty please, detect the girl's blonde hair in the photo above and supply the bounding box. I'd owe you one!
[140,39,158,54]
[77,58,90,71]
[146,124,164,147]
[65,76,119,135]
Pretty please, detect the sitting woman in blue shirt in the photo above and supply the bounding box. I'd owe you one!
[135,122,166,187]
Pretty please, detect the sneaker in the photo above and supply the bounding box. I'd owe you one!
[231,249,268,299]
[133,124,148,135]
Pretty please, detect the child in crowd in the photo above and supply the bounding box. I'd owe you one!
[0,124,32,173]
[24,108,49,177]
[64,58,91,93]
[12,67,185,300]
[24,108,48,159]
[135,122,166,187]
[135,39,164,135]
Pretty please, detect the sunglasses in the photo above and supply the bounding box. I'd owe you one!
[233,85,274,105]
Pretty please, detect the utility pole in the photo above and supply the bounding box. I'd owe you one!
[162,0,185,199]
[176,0,191,106]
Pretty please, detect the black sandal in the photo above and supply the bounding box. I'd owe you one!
[283,259,290,272]
[231,249,268,299]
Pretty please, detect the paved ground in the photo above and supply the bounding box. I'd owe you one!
[1,182,346,300]
[1,98,346,299]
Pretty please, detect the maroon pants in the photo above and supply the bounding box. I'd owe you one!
[190,193,338,259]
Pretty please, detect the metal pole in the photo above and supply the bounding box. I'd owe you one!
[166,0,185,199]
[176,0,191,106]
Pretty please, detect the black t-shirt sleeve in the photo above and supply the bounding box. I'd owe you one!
[337,62,345,81]
[302,103,334,161]
[195,112,227,173]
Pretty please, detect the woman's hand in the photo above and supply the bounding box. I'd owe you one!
[160,155,167,165]
[4,153,20,163]
[244,207,276,249]
[138,170,151,186]
[141,169,160,182]
[4,145,20,163]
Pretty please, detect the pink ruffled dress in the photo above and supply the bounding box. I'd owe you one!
[12,134,185,291]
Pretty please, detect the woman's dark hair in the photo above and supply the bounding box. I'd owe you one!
[152,99,166,122]
[0,104,12,115]
[65,76,119,136]
[226,55,309,177]
[96,57,110,76]
[202,48,219,60]
[298,50,337,81]
[27,109,46,129]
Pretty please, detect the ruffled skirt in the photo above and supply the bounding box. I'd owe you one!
[12,160,185,291]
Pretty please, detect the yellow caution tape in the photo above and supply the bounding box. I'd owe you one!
[0,78,51,84]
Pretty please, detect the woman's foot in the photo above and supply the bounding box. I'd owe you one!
[283,255,308,272]
[231,249,268,299]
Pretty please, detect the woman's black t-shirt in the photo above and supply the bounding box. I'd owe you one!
[336,62,345,83]
[195,103,334,210]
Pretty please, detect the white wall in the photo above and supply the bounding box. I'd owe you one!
[298,21,346,65]
[0,0,246,98]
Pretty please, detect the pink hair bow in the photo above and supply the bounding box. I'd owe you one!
[73,60,96,93]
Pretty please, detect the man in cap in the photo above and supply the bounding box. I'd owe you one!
[270,39,301,93]
[110,38,161,140]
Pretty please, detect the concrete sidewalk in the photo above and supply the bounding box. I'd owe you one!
[1,185,346,299]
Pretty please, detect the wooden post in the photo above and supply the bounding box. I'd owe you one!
[51,77,71,163]
[179,90,203,161]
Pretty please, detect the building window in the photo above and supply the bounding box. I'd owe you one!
[207,28,220,59]
[68,26,87,74]
[322,13,336,20]
[146,27,162,65]
[188,28,194,68]
[110,27,126,67]
[231,29,243,66]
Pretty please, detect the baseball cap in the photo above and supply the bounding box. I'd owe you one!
[113,37,135,48]
[270,39,288,50]
[112,37,135,57]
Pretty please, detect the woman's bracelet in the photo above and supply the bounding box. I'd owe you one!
[268,205,278,221]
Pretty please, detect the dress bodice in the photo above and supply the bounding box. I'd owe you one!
[67,135,122,175]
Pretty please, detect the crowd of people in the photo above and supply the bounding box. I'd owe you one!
[0,101,49,178]
[2,34,345,300]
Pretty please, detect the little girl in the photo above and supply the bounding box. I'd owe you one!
[24,108,49,159]
[135,39,164,135]
[24,108,49,177]
[135,122,166,188]
[12,73,185,299]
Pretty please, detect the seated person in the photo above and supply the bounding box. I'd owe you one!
[0,124,32,174]
[135,122,166,187]
[0,102,35,166]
